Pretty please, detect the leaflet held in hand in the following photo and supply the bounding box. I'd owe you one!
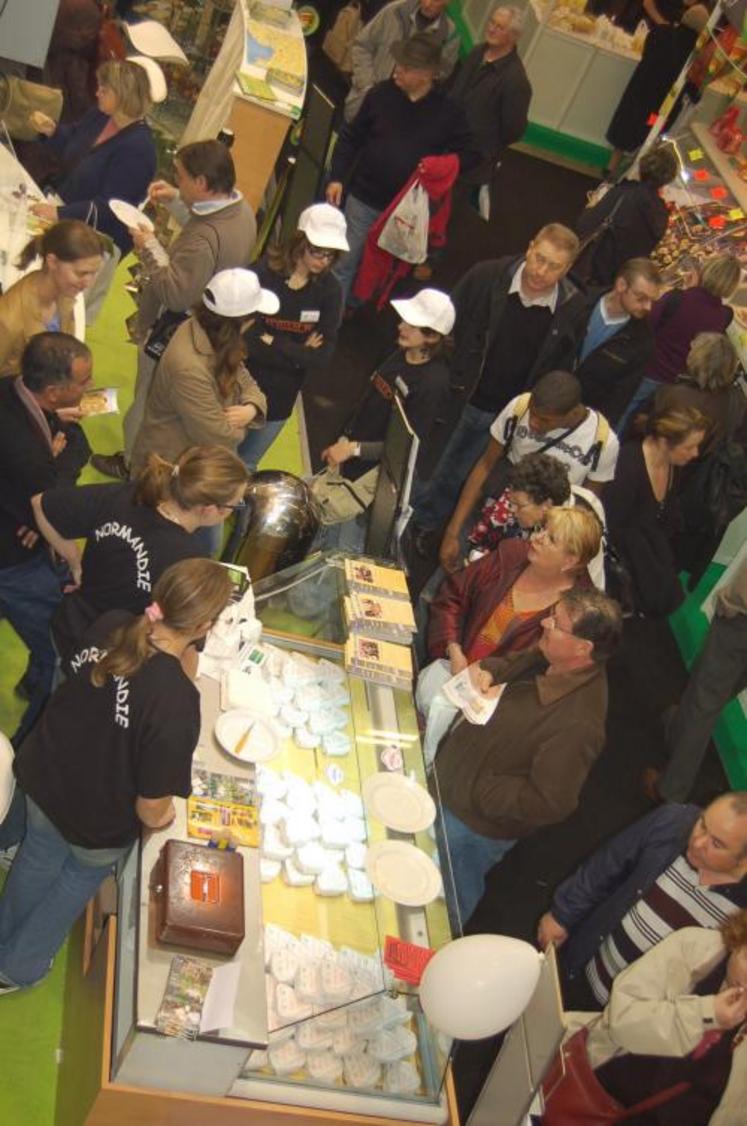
[442,667,505,725]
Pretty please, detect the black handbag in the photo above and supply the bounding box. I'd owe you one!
[143,309,189,362]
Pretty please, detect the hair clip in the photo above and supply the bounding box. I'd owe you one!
[171,464,179,478]
[144,602,164,623]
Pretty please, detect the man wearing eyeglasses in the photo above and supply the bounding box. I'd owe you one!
[434,588,621,924]
[537,791,747,1012]
[574,257,661,429]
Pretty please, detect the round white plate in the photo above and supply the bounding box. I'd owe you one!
[108,198,154,232]
[365,841,442,907]
[362,773,436,833]
[215,708,280,764]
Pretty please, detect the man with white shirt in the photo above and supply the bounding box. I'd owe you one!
[575,258,660,428]
[437,370,618,573]
[411,224,587,548]
[92,140,256,479]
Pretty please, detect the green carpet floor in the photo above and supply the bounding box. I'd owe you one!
[0,257,304,1126]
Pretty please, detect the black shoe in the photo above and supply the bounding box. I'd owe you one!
[90,451,129,481]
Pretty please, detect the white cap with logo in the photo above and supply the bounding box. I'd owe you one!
[390,288,456,336]
[298,203,350,252]
[202,269,280,317]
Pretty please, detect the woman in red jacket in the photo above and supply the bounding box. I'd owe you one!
[416,505,601,764]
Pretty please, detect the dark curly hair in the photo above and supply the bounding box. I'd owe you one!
[508,453,571,506]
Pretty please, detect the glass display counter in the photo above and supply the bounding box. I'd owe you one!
[59,554,460,1126]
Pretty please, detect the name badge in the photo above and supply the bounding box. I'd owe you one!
[300,310,320,323]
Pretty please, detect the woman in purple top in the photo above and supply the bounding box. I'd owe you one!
[617,253,740,435]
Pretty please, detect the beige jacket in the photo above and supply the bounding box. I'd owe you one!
[565,927,747,1126]
[136,194,257,335]
[0,271,75,375]
[130,317,266,471]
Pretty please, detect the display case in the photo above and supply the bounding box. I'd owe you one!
[59,554,460,1126]
[646,116,747,367]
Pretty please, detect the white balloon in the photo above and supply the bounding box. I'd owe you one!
[419,934,542,1040]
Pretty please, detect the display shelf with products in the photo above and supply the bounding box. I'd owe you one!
[57,554,460,1126]
[647,116,747,365]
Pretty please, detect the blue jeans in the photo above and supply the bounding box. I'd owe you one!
[616,375,661,436]
[412,402,495,532]
[0,796,126,987]
[0,553,66,747]
[332,194,382,306]
[439,806,515,924]
[238,418,287,473]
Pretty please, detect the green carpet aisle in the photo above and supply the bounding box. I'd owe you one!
[0,257,304,1125]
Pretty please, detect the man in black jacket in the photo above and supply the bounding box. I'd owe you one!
[574,257,660,427]
[449,5,532,209]
[327,32,477,305]
[412,223,586,539]
[0,333,93,747]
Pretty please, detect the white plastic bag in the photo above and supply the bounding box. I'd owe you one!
[376,181,429,264]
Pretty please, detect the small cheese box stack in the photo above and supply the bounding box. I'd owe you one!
[342,559,414,690]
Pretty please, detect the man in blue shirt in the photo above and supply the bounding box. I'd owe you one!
[575,257,660,428]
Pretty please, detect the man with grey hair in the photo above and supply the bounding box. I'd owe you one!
[344,0,459,121]
[449,6,532,210]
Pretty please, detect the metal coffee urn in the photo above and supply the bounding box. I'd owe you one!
[233,471,320,580]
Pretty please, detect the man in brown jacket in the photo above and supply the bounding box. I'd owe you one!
[435,588,621,922]
[92,140,256,479]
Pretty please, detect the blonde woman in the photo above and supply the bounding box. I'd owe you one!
[417,505,602,763]
[32,445,248,666]
[548,910,747,1125]
[0,558,233,994]
[30,58,156,256]
[0,220,104,374]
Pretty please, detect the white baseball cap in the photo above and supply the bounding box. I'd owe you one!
[297,203,350,252]
[390,289,456,335]
[202,269,280,317]
[129,55,167,103]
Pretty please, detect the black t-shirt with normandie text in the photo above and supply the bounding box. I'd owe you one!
[41,481,207,666]
[15,610,200,849]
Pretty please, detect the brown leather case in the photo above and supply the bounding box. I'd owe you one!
[154,840,245,956]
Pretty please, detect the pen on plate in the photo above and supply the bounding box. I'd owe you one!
[233,722,254,757]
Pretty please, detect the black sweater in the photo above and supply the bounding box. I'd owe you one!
[329,80,478,211]
[244,261,343,420]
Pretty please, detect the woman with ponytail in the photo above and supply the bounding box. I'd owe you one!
[0,219,104,374]
[0,558,234,994]
[31,444,248,668]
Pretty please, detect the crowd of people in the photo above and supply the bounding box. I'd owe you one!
[0,1,746,1120]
